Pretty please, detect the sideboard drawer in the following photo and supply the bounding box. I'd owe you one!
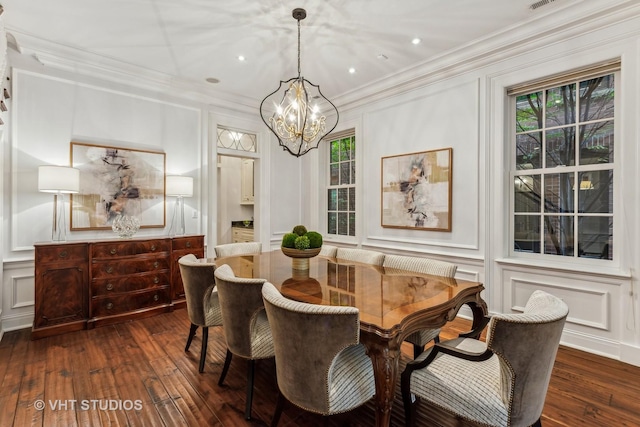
[91,287,171,317]
[91,239,170,258]
[171,235,204,251]
[91,272,170,296]
[91,257,170,278]
[36,244,88,263]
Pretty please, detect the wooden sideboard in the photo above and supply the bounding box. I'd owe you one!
[33,235,204,339]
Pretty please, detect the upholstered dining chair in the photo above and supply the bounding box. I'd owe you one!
[383,254,458,358]
[261,282,375,426]
[213,263,274,420]
[401,290,569,427]
[319,244,338,258]
[214,241,262,259]
[178,254,222,373]
[335,247,385,266]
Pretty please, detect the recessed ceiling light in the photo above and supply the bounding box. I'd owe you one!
[205,77,220,84]
[238,55,245,61]
[348,67,356,74]
[412,38,421,45]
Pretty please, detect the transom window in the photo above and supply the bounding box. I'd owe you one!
[512,70,615,260]
[327,132,356,237]
[217,127,256,152]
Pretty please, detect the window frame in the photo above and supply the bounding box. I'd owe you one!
[508,68,619,264]
[325,129,357,241]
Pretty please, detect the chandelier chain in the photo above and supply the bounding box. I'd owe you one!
[297,18,301,77]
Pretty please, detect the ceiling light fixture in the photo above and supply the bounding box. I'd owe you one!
[259,8,339,157]
[412,37,421,45]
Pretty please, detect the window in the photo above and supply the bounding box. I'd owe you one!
[217,127,256,152]
[511,68,616,260]
[327,132,356,237]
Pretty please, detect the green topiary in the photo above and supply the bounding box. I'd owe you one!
[306,231,323,249]
[281,232,298,248]
[292,225,308,236]
[294,235,310,250]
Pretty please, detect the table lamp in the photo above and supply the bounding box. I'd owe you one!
[38,165,80,241]
[166,175,193,236]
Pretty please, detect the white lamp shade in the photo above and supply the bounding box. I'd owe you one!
[166,175,193,197]
[38,166,80,193]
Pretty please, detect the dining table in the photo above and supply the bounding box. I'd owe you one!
[214,249,487,427]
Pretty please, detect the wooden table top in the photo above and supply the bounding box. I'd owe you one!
[215,250,484,337]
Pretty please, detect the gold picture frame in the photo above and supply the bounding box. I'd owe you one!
[381,148,453,231]
[70,141,166,230]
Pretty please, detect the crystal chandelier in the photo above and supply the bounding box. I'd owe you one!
[260,8,339,157]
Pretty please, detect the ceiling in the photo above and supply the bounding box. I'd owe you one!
[0,0,617,107]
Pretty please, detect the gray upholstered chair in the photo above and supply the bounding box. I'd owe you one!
[319,244,338,258]
[213,263,274,420]
[335,247,385,266]
[401,290,569,427]
[214,241,262,258]
[178,254,222,373]
[261,282,375,426]
[383,254,458,358]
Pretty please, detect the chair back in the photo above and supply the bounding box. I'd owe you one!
[336,247,385,266]
[214,242,262,259]
[319,244,338,258]
[486,290,568,426]
[262,282,373,415]
[214,264,271,359]
[178,254,221,327]
[383,254,457,277]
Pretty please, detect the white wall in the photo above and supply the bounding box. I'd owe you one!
[304,6,640,365]
[0,52,272,333]
[3,2,640,368]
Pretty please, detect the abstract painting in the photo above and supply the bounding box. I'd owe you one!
[70,142,166,230]
[381,148,452,231]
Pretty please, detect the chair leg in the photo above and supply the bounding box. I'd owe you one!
[532,419,542,427]
[185,323,198,352]
[218,349,232,386]
[198,327,208,373]
[270,391,286,427]
[413,344,424,359]
[245,359,255,420]
[401,371,418,427]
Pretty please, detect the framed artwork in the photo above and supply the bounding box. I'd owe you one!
[381,147,452,231]
[70,142,166,230]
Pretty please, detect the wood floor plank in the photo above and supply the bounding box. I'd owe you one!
[11,335,45,427]
[148,354,222,426]
[42,336,79,427]
[1,308,640,426]
[0,329,30,427]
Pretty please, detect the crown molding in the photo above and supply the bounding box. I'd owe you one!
[334,0,640,112]
[7,29,259,114]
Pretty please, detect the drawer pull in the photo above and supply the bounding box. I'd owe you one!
[106,302,114,310]
[106,283,114,291]
[59,250,68,259]
[153,276,159,284]
[153,261,159,269]
[106,266,114,274]
[110,248,117,255]
[153,294,159,301]
[151,244,156,251]
[186,242,192,248]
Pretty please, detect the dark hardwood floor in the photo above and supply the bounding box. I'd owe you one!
[1,308,639,426]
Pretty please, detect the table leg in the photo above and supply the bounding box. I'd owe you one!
[360,332,402,427]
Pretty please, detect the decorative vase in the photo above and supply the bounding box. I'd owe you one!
[281,246,321,270]
[112,215,140,239]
